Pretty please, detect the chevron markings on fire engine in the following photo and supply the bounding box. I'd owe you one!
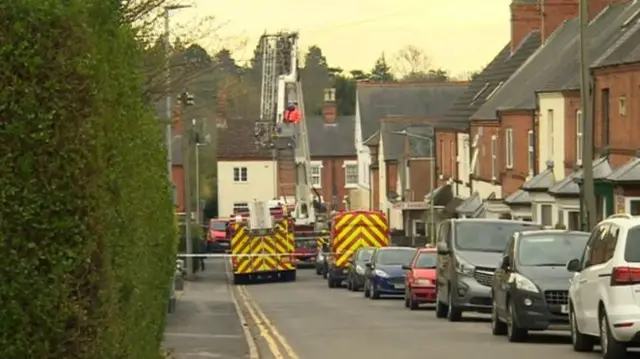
[175,252,355,258]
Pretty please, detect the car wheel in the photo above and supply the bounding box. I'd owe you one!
[491,297,507,335]
[404,290,410,308]
[409,293,419,311]
[570,304,594,352]
[364,280,371,298]
[346,276,353,291]
[315,266,321,275]
[600,308,626,359]
[327,272,336,288]
[506,298,527,342]
[370,281,380,300]
[446,289,462,322]
[435,288,448,318]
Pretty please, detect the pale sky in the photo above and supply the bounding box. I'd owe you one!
[170,0,512,77]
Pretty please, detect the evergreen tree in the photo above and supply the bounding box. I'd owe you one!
[369,53,395,82]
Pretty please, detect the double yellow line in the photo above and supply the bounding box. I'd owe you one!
[236,286,299,359]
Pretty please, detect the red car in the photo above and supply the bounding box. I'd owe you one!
[207,218,230,252]
[403,247,437,310]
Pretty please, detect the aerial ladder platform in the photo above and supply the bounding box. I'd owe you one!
[253,32,327,231]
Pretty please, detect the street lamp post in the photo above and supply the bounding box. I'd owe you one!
[164,4,191,185]
[392,130,436,244]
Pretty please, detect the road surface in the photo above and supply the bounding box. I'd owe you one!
[234,260,640,359]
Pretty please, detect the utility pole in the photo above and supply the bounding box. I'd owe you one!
[180,91,195,277]
[579,0,597,230]
[163,5,190,195]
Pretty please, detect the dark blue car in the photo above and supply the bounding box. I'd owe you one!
[364,247,417,299]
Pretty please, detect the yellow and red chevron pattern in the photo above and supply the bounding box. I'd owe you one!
[231,220,295,275]
[331,211,389,268]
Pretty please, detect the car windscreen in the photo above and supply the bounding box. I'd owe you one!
[355,248,375,261]
[414,252,437,268]
[210,221,227,231]
[376,249,417,265]
[455,221,541,252]
[517,233,589,266]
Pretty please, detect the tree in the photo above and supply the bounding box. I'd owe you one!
[300,45,330,115]
[350,69,370,81]
[0,0,176,357]
[369,53,395,82]
[328,68,357,115]
[395,45,432,80]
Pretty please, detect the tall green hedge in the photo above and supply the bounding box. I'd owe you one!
[0,1,177,358]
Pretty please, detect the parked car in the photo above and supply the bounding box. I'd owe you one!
[346,247,376,291]
[403,247,437,310]
[435,219,542,321]
[491,230,589,342]
[364,247,417,299]
[567,214,640,359]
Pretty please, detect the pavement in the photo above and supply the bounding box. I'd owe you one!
[163,259,251,359]
[166,258,640,359]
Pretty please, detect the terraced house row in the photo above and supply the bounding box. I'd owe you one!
[347,0,640,236]
[438,0,640,229]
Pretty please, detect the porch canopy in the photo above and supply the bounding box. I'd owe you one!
[424,184,453,206]
[522,160,555,225]
[604,152,640,215]
[573,156,613,223]
[504,189,532,220]
[455,191,485,218]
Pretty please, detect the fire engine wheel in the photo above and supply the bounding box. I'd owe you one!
[284,271,296,282]
[233,274,246,285]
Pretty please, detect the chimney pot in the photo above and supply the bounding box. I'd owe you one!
[546,160,554,169]
[322,88,337,124]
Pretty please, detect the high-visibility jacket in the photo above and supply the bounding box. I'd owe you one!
[284,108,301,124]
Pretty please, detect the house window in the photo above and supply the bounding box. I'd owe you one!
[619,96,627,116]
[310,162,322,188]
[450,140,455,179]
[344,162,358,186]
[602,88,610,147]
[439,140,444,174]
[413,220,426,236]
[576,110,583,165]
[233,202,249,212]
[626,197,640,215]
[491,135,497,180]
[463,138,469,178]
[547,109,554,158]
[527,130,534,176]
[505,128,514,168]
[233,167,248,182]
[540,204,553,226]
[485,81,504,100]
[567,211,580,230]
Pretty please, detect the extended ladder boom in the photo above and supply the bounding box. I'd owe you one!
[255,32,317,226]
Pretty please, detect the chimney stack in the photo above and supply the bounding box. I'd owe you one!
[215,90,227,128]
[322,88,337,124]
[510,0,625,54]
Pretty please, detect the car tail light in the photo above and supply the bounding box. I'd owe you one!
[611,267,640,286]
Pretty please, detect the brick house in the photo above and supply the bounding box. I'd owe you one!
[588,21,640,217]
[461,0,626,220]
[351,82,467,211]
[306,92,358,211]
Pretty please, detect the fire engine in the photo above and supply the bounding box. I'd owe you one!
[229,200,296,284]
[253,32,329,264]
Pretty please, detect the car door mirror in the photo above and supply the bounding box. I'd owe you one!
[401,264,411,270]
[501,256,511,270]
[437,244,449,255]
[566,258,581,272]
[365,262,372,268]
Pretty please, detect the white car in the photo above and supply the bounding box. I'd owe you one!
[567,214,640,359]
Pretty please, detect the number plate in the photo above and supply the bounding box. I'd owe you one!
[560,305,568,314]
[394,284,405,289]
